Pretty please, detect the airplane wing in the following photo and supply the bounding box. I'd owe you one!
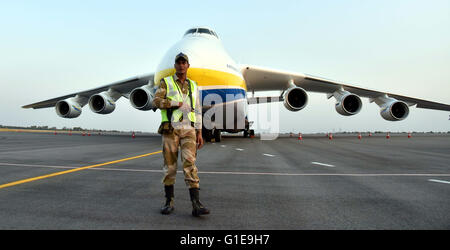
[22,73,154,109]
[241,65,450,111]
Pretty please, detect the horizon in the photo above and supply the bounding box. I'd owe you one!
[2,124,449,135]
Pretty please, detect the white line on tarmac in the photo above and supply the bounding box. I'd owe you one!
[220,145,226,148]
[197,172,450,177]
[263,153,275,157]
[0,162,76,169]
[311,162,335,167]
[0,163,450,178]
[2,162,450,177]
[235,148,244,151]
[428,179,450,185]
[0,162,166,173]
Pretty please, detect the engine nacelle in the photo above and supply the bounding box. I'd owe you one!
[373,95,409,121]
[55,98,83,118]
[380,100,409,121]
[332,90,362,116]
[283,87,308,111]
[89,91,117,114]
[130,85,155,111]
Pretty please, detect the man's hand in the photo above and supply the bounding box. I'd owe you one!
[196,130,204,149]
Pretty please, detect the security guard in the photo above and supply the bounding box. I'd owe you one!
[152,52,209,217]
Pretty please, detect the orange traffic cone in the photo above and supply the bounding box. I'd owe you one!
[132,132,136,139]
[358,133,362,140]
[328,133,333,140]
[298,133,303,140]
[386,132,390,139]
[407,132,412,138]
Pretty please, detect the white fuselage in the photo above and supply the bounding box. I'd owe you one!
[153,31,249,131]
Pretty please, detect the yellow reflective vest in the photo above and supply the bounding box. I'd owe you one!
[160,75,197,124]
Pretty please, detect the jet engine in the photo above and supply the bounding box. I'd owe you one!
[88,91,118,114]
[283,86,308,111]
[130,85,155,111]
[332,90,362,116]
[380,100,409,121]
[55,98,83,118]
[374,95,409,121]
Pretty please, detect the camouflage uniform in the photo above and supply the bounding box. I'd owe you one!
[152,74,202,189]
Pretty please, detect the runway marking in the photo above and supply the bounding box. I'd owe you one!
[2,162,450,177]
[199,172,450,177]
[311,162,335,167]
[0,150,162,190]
[263,153,275,157]
[0,162,76,169]
[428,179,450,185]
[221,145,226,148]
[236,148,244,151]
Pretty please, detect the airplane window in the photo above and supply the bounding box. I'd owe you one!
[184,28,197,36]
[198,28,211,35]
[184,28,218,38]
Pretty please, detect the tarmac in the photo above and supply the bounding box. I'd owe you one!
[0,131,449,229]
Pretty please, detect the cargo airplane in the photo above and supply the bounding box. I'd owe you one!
[22,27,450,142]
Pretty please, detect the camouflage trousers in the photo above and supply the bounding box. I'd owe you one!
[161,127,200,189]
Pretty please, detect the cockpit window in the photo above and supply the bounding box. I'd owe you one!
[184,28,218,38]
[210,30,218,38]
[198,28,211,35]
[184,28,197,36]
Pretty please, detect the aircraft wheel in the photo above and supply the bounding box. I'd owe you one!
[202,129,212,142]
[214,129,222,142]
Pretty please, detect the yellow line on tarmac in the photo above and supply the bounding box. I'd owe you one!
[0,150,162,190]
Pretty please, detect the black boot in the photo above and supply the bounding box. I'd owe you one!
[161,185,174,215]
[189,188,210,217]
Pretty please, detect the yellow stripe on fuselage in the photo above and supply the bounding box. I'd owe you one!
[154,68,247,91]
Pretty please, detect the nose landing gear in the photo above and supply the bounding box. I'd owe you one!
[202,128,222,142]
[243,129,255,138]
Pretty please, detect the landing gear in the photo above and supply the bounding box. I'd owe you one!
[244,129,255,138]
[202,128,212,142]
[213,129,222,142]
[243,129,254,138]
[243,120,255,138]
[202,128,221,142]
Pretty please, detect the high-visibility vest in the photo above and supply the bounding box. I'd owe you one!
[160,75,197,123]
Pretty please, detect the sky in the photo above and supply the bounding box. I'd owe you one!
[1,0,449,133]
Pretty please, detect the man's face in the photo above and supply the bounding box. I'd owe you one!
[174,59,189,75]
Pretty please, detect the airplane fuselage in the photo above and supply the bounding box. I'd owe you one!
[153,29,249,133]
